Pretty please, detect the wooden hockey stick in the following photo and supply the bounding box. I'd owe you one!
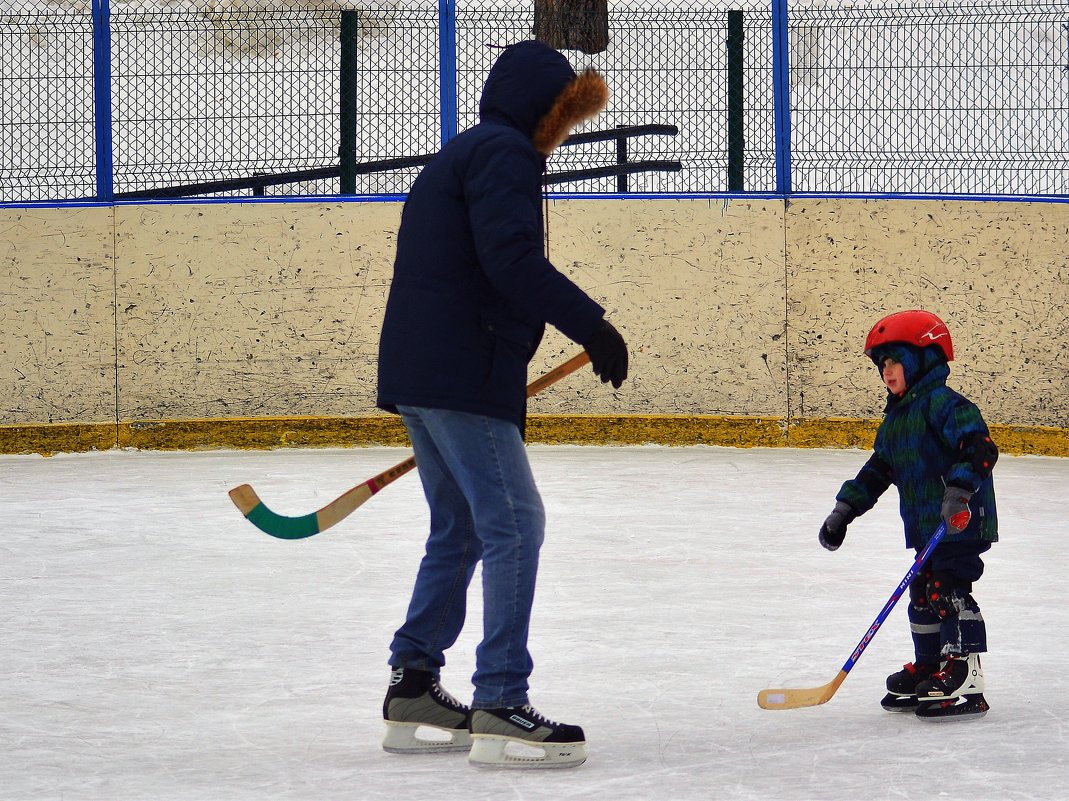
[757,521,948,710]
[229,351,592,540]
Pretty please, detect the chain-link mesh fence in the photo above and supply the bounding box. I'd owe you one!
[110,3,340,197]
[790,1,1069,195]
[1,0,96,202]
[455,1,769,194]
[1,0,1067,202]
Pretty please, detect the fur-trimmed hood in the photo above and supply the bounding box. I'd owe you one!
[378,40,609,429]
[479,40,608,157]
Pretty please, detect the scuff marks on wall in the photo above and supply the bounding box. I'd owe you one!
[1,198,1066,441]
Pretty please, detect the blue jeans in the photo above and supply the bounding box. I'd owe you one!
[390,405,545,709]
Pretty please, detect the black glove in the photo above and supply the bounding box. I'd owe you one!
[941,484,973,534]
[818,501,857,551]
[584,319,628,389]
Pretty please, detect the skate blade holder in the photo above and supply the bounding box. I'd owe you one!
[469,736,587,769]
[382,722,472,754]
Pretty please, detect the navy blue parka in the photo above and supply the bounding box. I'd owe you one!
[377,42,607,429]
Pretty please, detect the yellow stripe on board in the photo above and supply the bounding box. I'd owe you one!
[0,422,118,457]
[0,416,1065,457]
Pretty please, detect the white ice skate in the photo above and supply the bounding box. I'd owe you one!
[382,721,473,754]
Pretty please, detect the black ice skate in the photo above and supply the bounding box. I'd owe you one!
[468,705,586,769]
[915,693,990,720]
[914,653,989,721]
[881,661,939,711]
[382,666,472,753]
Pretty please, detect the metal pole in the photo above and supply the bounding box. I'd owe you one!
[726,10,745,192]
[339,9,358,195]
[438,0,458,146]
[771,0,792,195]
[91,0,114,202]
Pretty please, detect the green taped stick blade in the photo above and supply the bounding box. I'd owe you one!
[244,501,321,540]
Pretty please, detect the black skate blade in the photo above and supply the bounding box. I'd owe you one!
[915,693,989,721]
[881,692,919,712]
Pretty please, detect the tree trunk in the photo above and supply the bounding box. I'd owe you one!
[533,0,609,54]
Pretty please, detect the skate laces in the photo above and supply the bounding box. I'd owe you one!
[933,655,966,683]
[521,705,560,726]
[431,680,466,710]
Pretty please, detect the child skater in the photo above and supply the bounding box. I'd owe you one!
[818,310,998,720]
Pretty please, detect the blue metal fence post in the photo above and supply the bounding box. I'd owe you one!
[438,0,458,146]
[91,0,114,202]
[771,0,791,196]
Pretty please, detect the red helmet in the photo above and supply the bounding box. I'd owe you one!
[864,310,954,361]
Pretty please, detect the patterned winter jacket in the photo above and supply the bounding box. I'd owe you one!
[836,361,999,549]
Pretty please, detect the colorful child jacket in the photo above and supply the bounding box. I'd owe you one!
[835,361,998,549]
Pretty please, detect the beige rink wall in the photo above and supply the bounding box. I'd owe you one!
[1,198,1067,456]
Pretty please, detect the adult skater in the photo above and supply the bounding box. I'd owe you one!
[376,40,629,768]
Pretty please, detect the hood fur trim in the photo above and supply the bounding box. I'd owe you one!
[531,69,609,157]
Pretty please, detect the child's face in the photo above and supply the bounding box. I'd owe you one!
[880,356,907,397]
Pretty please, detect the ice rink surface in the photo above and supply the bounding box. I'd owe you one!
[2,444,1066,801]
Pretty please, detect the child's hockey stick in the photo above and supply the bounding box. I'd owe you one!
[757,521,948,710]
[228,351,592,540]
